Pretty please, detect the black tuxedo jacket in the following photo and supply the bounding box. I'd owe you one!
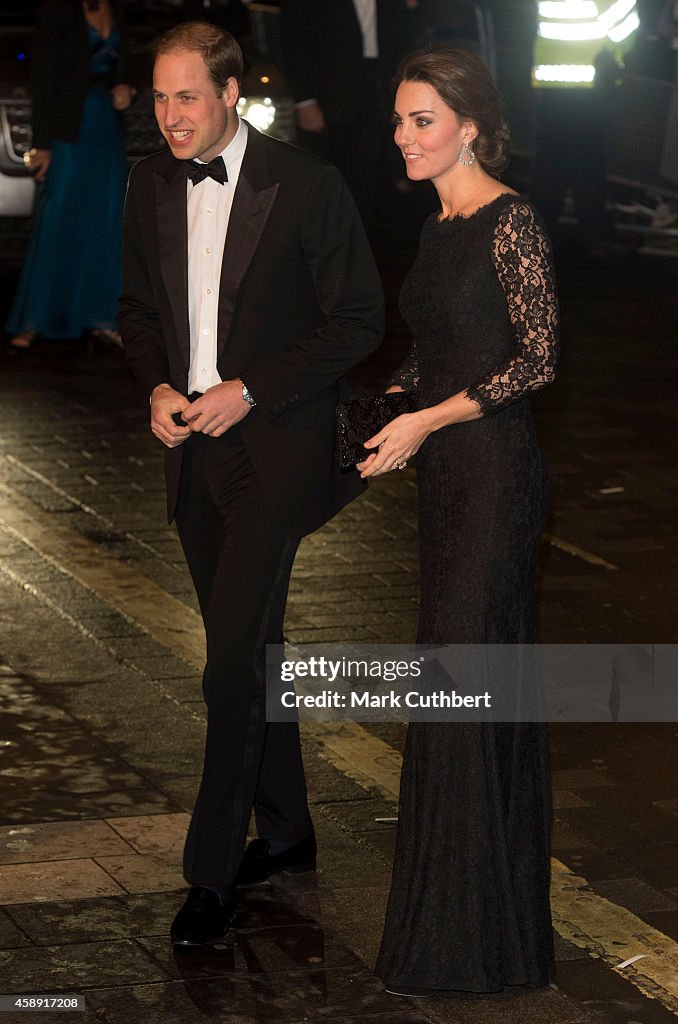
[119,124,384,535]
[281,0,414,124]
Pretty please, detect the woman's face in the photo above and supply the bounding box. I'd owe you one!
[393,80,477,183]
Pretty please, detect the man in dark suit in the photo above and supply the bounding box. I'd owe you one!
[282,0,416,223]
[118,21,383,946]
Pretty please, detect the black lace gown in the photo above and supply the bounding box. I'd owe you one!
[376,195,559,993]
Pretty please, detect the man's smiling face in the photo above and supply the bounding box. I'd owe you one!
[153,49,238,162]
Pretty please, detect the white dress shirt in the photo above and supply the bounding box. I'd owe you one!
[353,0,378,58]
[187,117,248,395]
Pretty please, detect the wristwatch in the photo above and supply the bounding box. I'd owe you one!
[241,380,256,408]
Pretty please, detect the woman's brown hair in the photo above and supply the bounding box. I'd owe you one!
[394,47,510,178]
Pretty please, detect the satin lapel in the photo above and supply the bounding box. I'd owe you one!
[154,168,191,372]
[216,174,279,362]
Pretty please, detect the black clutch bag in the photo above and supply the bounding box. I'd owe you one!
[335,391,418,469]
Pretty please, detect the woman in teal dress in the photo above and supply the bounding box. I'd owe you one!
[7,0,132,350]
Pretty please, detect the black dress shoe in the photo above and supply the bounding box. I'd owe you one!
[170,886,236,946]
[235,833,317,888]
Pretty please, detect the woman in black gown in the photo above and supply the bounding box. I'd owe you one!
[357,48,559,995]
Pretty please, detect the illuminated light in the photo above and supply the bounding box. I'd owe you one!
[538,1,598,19]
[607,9,639,40]
[539,0,637,39]
[598,0,635,31]
[16,52,27,61]
[534,63,596,81]
[539,19,606,38]
[260,75,270,84]
[241,100,276,131]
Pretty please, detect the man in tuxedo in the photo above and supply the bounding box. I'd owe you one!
[118,22,383,946]
[282,0,416,224]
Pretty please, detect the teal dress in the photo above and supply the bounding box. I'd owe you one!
[7,24,128,339]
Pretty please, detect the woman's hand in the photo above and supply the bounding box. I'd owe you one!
[111,84,134,111]
[357,410,433,478]
[26,148,51,181]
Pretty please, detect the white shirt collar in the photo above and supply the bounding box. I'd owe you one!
[192,116,248,178]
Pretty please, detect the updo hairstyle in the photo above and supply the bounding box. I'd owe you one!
[394,47,510,178]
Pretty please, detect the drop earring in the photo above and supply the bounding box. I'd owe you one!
[458,141,476,167]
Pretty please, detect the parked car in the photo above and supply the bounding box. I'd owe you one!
[0,8,35,231]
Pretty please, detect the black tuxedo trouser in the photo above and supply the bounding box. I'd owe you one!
[174,430,313,887]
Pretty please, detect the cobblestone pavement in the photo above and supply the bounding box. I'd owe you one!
[0,234,677,1024]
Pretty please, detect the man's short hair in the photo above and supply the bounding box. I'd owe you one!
[153,22,243,94]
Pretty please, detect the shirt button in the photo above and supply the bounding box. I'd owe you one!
[206,208,214,214]
[201,369,207,375]
[205,247,212,255]
[203,328,209,335]
[206,288,212,295]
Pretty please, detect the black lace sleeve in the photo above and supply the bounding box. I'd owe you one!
[465,201,559,415]
[388,341,419,390]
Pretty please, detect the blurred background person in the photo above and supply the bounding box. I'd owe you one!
[281,0,417,226]
[530,0,640,253]
[6,0,132,352]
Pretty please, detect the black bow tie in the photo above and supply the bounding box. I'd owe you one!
[186,155,227,186]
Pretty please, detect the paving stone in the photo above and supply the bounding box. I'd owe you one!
[553,933,590,963]
[555,957,653,1003]
[293,886,390,967]
[94,853,185,895]
[604,840,678,889]
[0,939,169,992]
[317,799,398,835]
[0,908,32,950]
[552,820,596,852]
[417,986,595,1023]
[5,892,182,945]
[553,791,591,810]
[578,997,678,1024]
[592,878,678,915]
[235,888,320,931]
[139,923,363,978]
[0,784,181,825]
[642,909,678,943]
[0,859,125,905]
[304,757,377,806]
[86,975,409,1024]
[551,769,615,790]
[0,820,134,865]
[153,680,203,705]
[558,846,639,883]
[149,774,201,811]
[106,813,190,856]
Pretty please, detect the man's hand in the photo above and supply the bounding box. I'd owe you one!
[150,383,192,448]
[182,380,252,437]
[296,101,326,133]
